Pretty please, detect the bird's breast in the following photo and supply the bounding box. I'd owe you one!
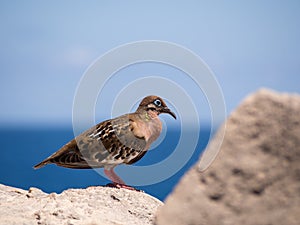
[144,118,162,145]
[131,116,162,143]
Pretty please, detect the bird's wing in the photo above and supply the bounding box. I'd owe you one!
[84,114,148,165]
[34,114,147,169]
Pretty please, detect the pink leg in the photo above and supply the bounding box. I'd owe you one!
[104,168,139,191]
[104,168,125,185]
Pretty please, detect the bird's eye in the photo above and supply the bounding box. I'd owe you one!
[153,99,162,106]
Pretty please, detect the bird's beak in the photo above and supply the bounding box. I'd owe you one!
[161,107,176,119]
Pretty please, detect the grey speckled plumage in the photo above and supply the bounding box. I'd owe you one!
[34,95,176,188]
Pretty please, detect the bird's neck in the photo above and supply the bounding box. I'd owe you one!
[147,110,159,119]
[134,109,162,145]
[136,109,159,121]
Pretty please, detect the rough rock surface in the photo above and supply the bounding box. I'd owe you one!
[156,89,300,225]
[0,184,162,225]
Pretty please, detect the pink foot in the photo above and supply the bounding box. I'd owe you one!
[105,183,143,192]
[104,168,143,192]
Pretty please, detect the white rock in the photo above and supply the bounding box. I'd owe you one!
[0,184,162,225]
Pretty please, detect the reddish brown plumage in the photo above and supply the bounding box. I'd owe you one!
[34,95,176,186]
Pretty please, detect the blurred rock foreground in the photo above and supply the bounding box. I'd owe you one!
[156,88,300,225]
[1,88,299,225]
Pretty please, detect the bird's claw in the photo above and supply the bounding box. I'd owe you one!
[105,183,143,192]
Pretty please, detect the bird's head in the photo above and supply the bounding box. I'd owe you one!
[137,95,176,119]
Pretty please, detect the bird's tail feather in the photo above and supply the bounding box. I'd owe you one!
[33,159,51,169]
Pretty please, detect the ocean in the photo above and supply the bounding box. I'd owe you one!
[0,126,211,201]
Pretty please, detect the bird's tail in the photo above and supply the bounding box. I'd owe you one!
[33,159,51,169]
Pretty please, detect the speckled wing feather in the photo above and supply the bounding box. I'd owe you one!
[34,114,147,169]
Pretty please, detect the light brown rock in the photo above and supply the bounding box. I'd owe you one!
[0,184,162,225]
[156,89,300,225]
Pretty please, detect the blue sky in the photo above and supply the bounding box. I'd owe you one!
[0,1,299,127]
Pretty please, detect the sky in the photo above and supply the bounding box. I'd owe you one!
[0,0,299,128]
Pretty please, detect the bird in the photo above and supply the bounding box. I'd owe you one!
[34,95,176,190]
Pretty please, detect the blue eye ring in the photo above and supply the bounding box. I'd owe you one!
[153,99,162,106]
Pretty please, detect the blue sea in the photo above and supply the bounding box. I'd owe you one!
[0,126,211,201]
